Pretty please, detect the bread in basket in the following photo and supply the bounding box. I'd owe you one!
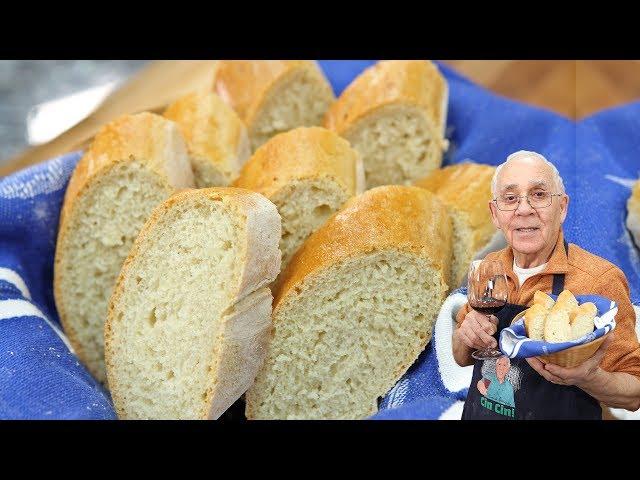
[500,291,617,368]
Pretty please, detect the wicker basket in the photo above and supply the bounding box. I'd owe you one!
[510,310,608,368]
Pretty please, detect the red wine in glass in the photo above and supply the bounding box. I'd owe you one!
[467,261,509,360]
[470,299,506,316]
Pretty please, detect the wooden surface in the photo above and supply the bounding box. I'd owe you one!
[3,60,640,177]
[0,61,217,177]
[443,60,640,119]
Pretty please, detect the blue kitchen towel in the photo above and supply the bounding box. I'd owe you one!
[574,102,640,292]
[0,151,115,419]
[0,60,638,419]
[500,294,617,359]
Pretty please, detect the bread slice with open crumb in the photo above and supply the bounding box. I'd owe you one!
[105,188,281,419]
[524,304,547,340]
[325,60,448,189]
[414,163,495,288]
[532,290,556,310]
[570,302,597,340]
[233,126,364,268]
[246,185,452,419]
[213,60,335,152]
[553,290,579,314]
[164,91,250,187]
[544,309,572,343]
[54,112,194,383]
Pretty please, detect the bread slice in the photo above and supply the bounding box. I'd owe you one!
[627,178,640,248]
[164,91,250,187]
[246,185,452,419]
[104,188,281,419]
[570,302,597,340]
[524,304,547,340]
[213,60,335,152]
[544,309,572,343]
[553,289,579,314]
[233,127,364,268]
[532,290,556,310]
[324,60,448,189]
[414,163,496,288]
[54,113,194,383]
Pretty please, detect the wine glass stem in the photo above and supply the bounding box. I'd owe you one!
[486,314,497,351]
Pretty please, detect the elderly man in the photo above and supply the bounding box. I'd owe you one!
[454,150,640,420]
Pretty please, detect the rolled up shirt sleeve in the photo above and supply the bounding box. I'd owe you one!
[456,302,471,327]
[594,267,640,379]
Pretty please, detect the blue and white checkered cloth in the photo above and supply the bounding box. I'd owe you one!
[1,61,639,419]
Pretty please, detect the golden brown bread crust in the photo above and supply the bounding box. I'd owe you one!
[414,162,495,244]
[272,185,453,309]
[247,185,453,419]
[324,60,447,139]
[163,91,248,183]
[531,290,556,309]
[54,112,193,379]
[213,60,334,129]
[232,126,362,199]
[57,113,190,230]
[553,289,579,314]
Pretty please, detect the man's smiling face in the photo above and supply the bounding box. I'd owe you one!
[490,156,568,258]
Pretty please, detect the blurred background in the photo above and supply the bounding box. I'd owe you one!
[1,60,640,176]
[445,60,640,119]
[0,61,148,163]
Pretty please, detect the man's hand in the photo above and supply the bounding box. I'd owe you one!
[477,379,488,396]
[455,309,499,351]
[525,331,615,386]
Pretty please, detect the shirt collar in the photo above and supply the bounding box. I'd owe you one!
[498,229,569,283]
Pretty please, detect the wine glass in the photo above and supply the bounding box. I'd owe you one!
[467,260,508,360]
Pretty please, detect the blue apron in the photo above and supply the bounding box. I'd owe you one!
[461,241,602,420]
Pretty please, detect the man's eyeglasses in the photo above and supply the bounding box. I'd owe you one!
[493,191,564,211]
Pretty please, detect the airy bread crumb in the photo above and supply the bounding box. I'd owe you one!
[325,60,448,189]
[246,185,452,419]
[54,113,194,383]
[105,188,281,419]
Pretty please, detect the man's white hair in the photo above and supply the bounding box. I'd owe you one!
[491,150,566,197]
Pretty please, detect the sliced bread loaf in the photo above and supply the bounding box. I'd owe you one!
[246,185,452,419]
[553,290,579,314]
[627,179,640,248]
[532,290,556,310]
[105,188,281,419]
[570,302,597,340]
[54,112,194,383]
[164,91,250,187]
[324,60,448,189]
[544,309,572,343]
[233,127,364,267]
[524,303,547,340]
[213,60,335,151]
[414,163,496,288]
